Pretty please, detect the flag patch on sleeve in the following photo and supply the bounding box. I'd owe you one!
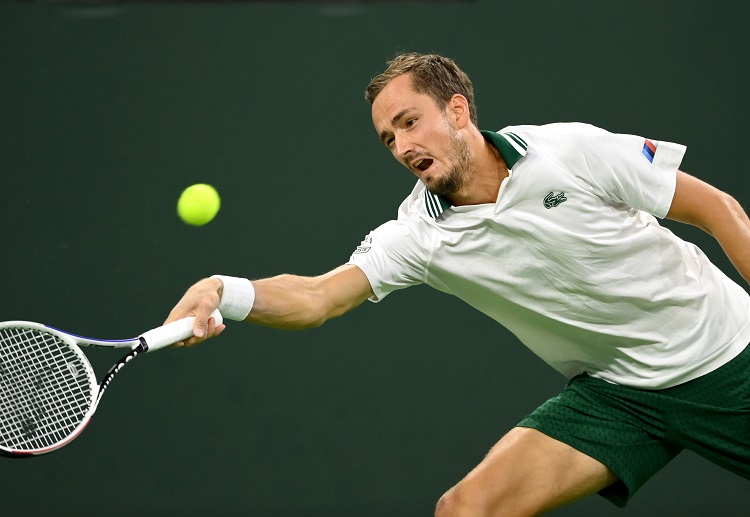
[642,139,656,163]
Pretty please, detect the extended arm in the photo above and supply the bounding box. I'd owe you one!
[247,265,374,329]
[166,264,374,345]
[667,170,750,284]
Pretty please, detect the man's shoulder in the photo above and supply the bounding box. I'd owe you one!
[491,123,613,167]
[493,122,607,141]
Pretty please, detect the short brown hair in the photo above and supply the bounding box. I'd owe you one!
[365,52,478,126]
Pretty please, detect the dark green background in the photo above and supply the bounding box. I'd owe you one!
[2,1,749,515]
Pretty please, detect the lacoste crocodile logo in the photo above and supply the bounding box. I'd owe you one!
[544,192,567,209]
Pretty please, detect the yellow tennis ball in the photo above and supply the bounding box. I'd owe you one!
[177,183,221,226]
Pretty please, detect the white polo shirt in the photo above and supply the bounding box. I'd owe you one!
[348,122,750,389]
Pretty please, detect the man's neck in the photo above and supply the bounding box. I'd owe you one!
[448,129,509,206]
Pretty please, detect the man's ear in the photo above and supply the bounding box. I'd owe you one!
[448,94,471,129]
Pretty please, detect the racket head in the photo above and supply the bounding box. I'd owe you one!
[0,322,98,457]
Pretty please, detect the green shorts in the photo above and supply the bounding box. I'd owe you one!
[517,344,750,507]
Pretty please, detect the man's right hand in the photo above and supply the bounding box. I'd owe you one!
[165,277,226,347]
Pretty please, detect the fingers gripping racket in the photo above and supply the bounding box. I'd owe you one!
[0,310,222,457]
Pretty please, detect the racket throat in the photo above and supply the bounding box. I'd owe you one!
[95,341,147,405]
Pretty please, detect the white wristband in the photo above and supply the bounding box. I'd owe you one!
[210,275,255,321]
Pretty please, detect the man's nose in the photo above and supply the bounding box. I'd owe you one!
[393,134,413,159]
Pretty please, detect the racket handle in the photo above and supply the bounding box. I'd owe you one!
[140,309,224,352]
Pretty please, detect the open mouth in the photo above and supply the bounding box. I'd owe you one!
[413,158,433,173]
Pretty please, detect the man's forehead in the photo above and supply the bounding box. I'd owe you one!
[377,74,418,104]
[372,75,429,125]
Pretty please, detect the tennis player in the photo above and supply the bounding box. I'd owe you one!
[166,53,750,516]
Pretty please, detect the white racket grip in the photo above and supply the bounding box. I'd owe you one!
[140,309,224,352]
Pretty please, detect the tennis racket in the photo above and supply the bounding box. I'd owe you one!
[0,310,222,458]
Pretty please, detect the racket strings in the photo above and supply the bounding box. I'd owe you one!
[0,328,93,452]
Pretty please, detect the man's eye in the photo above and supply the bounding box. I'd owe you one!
[385,137,394,147]
[406,119,416,127]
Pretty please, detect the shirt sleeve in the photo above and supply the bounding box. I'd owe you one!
[346,219,427,302]
[532,123,686,218]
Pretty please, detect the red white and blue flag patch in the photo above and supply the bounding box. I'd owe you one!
[642,139,656,163]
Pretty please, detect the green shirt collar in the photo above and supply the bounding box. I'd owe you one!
[480,129,528,169]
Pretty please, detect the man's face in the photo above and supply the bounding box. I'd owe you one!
[371,74,472,197]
